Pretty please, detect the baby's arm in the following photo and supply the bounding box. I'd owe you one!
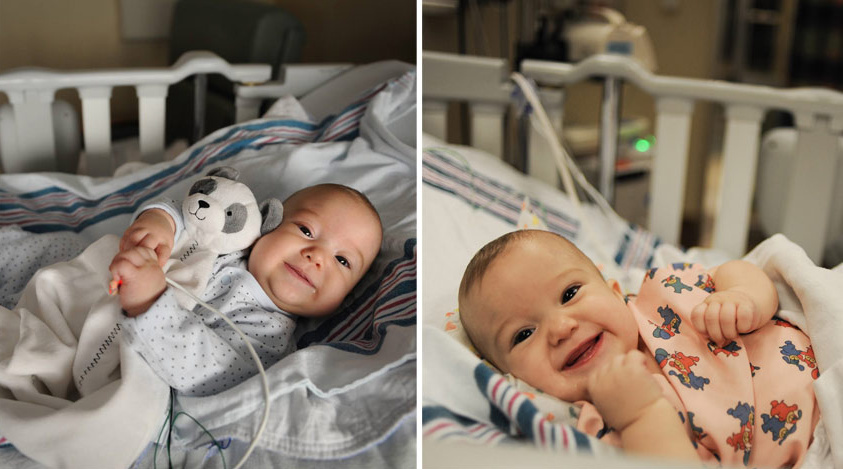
[690,260,779,344]
[587,350,699,463]
[108,246,167,316]
[121,289,294,395]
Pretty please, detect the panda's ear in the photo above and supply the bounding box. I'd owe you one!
[259,199,284,235]
[206,166,239,181]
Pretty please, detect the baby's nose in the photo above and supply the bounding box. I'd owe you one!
[547,315,577,345]
[305,248,323,267]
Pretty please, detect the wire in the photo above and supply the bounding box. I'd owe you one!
[164,277,271,469]
[510,71,627,280]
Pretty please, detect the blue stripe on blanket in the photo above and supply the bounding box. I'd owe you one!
[424,147,662,272]
[297,238,416,354]
[472,362,592,452]
[422,148,579,239]
[613,222,661,270]
[422,406,508,444]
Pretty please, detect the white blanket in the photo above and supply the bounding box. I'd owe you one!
[0,235,169,469]
[743,233,843,468]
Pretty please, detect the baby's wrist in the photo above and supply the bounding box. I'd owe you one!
[616,396,674,433]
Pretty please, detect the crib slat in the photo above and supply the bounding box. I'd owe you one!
[470,103,506,159]
[79,87,113,176]
[136,85,168,162]
[422,101,448,142]
[649,97,695,246]
[527,89,564,186]
[711,106,764,257]
[780,115,839,262]
[4,90,57,173]
[235,95,261,123]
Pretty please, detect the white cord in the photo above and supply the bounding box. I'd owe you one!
[164,277,270,469]
[510,72,627,280]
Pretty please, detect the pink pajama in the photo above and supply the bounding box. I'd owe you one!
[579,263,819,467]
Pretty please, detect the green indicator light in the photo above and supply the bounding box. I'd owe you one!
[634,138,651,152]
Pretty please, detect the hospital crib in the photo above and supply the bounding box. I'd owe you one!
[423,51,843,264]
[0,51,353,177]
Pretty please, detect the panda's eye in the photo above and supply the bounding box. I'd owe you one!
[226,210,233,217]
[298,225,313,238]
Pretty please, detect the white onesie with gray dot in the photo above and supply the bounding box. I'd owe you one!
[120,200,296,396]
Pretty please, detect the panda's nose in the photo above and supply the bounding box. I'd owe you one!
[198,200,210,209]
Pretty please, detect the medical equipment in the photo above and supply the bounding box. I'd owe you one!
[424,51,843,263]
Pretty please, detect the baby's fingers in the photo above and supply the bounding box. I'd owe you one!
[153,243,172,267]
[735,302,755,333]
[692,302,726,344]
[718,303,739,342]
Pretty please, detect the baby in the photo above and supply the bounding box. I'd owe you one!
[109,183,383,396]
[459,229,819,466]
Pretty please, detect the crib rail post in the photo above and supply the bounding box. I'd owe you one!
[136,84,168,162]
[3,90,57,173]
[79,87,113,176]
[598,77,623,203]
[780,113,840,262]
[711,105,764,257]
[527,88,564,186]
[649,97,695,246]
[422,101,448,142]
[469,103,506,159]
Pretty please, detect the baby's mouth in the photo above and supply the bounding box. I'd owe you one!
[285,262,315,290]
[562,333,603,371]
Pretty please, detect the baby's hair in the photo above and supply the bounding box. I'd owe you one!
[459,230,533,302]
[285,183,383,237]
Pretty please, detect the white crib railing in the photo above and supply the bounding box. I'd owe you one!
[0,51,271,176]
[423,51,842,263]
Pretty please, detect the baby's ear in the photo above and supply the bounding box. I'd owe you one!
[259,199,284,235]
[606,279,624,298]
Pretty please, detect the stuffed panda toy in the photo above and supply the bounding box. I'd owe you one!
[165,166,283,309]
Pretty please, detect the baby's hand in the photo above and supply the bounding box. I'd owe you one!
[109,246,167,317]
[587,350,663,431]
[690,290,758,345]
[119,209,176,267]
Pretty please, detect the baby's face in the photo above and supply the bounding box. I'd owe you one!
[248,187,382,317]
[462,234,638,402]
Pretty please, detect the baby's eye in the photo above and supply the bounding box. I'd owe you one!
[336,256,350,268]
[561,285,580,304]
[298,225,313,238]
[512,328,534,347]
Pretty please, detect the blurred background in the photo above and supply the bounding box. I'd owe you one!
[0,0,416,149]
[423,0,843,259]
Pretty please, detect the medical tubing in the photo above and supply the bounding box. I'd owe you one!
[164,277,270,469]
[510,72,625,278]
[510,73,580,209]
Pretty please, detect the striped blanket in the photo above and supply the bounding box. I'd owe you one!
[0,68,416,467]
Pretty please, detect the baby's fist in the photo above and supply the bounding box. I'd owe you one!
[109,246,167,317]
[587,350,663,431]
[691,290,757,345]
